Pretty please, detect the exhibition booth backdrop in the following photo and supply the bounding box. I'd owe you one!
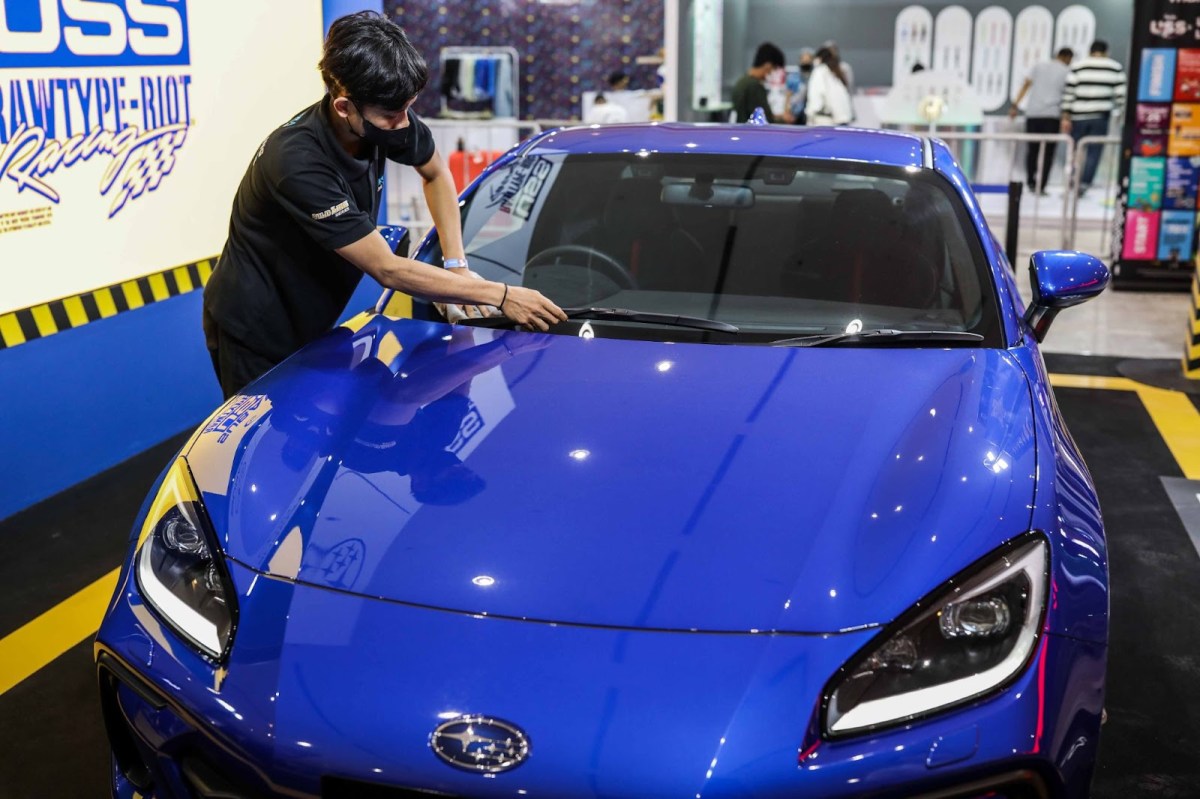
[0,0,1136,521]
[0,0,326,520]
[676,0,1133,120]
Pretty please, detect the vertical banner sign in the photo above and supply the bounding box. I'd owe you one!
[893,5,934,86]
[691,0,722,112]
[0,1,192,226]
[1114,0,1200,287]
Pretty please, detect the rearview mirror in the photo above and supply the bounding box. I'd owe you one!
[661,183,755,209]
[1024,250,1109,342]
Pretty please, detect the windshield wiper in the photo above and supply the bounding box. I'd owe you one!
[768,329,984,347]
[564,307,739,333]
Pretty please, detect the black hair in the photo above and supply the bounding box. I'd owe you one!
[607,71,629,88]
[1057,47,1074,60]
[319,11,428,111]
[1090,40,1108,55]
[753,42,786,69]
[816,46,848,85]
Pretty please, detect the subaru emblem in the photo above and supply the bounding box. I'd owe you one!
[430,715,530,773]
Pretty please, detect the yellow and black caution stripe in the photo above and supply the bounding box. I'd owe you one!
[1186,268,1200,378]
[0,256,219,351]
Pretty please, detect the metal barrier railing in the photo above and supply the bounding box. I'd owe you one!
[387,120,1118,258]
[1069,134,1122,254]
[931,130,1077,249]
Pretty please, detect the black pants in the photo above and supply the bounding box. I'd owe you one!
[1024,117,1059,192]
[203,307,279,400]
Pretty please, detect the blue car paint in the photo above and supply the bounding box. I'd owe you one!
[1030,251,1111,308]
[183,317,1038,637]
[97,124,1108,798]
[99,553,1103,798]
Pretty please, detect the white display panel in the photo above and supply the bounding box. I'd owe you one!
[1055,4,1096,61]
[971,6,1014,112]
[893,5,934,85]
[691,0,723,111]
[1011,5,1055,99]
[0,1,324,314]
[933,6,973,83]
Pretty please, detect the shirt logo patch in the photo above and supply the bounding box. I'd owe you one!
[311,200,350,220]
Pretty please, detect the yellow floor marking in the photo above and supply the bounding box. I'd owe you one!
[63,296,89,328]
[147,273,170,302]
[94,288,118,318]
[30,305,57,337]
[1135,386,1200,481]
[0,314,25,346]
[197,260,214,284]
[1049,373,1141,392]
[1050,372,1200,480]
[0,569,119,695]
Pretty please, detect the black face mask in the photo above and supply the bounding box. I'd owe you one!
[349,100,412,148]
[800,64,814,75]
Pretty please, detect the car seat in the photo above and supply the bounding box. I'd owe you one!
[785,188,937,308]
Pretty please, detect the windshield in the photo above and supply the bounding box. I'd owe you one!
[441,152,1001,345]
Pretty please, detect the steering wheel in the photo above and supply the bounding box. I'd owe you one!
[524,245,638,290]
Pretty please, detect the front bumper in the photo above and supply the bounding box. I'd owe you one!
[97,557,1105,799]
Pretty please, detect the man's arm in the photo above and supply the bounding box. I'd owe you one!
[1060,69,1078,133]
[335,231,566,330]
[414,149,467,267]
[1009,78,1032,118]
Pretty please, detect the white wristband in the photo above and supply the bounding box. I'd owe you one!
[443,258,468,269]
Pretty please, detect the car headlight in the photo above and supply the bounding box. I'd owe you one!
[135,458,236,660]
[823,535,1048,737]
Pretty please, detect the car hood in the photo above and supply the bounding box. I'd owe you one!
[187,316,1037,634]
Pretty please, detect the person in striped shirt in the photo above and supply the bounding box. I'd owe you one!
[1060,40,1126,196]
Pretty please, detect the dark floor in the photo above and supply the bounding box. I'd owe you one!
[3,360,1200,797]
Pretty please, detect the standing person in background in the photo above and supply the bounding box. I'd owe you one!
[822,40,855,94]
[787,48,815,125]
[1061,40,1127,197]
[585,94,629,124]
[1009,47,1074,195]
[606,71,631,92]
[732,42,786,123]
[805,46,853,127]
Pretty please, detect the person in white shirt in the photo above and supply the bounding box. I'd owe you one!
[822,40,855,94]
[805,46,853,126]
[1009,47,1074,194]
[585,93,629,124]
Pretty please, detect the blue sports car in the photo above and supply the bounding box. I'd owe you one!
[97,122,1110,798]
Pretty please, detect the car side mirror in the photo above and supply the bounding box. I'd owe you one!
[378,224,411,256]
[1024,250,1109,342]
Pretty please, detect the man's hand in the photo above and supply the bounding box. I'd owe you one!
[438,267,497,321]
[499,284,569,331]
[1007,105,1019,120]
[1060,117,1072,134]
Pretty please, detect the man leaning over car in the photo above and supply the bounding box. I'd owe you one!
[202,11,565,399]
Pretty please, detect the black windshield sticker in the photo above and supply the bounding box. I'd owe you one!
[487,155,553,220]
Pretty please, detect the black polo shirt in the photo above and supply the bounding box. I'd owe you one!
[204,96,435,362]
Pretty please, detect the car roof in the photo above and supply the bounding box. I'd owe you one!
[524,123,929,169]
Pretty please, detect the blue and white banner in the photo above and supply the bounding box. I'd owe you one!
[0,0,324,314]
[0,0,191,219]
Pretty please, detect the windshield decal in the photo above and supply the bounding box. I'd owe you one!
[487,155,552,220]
